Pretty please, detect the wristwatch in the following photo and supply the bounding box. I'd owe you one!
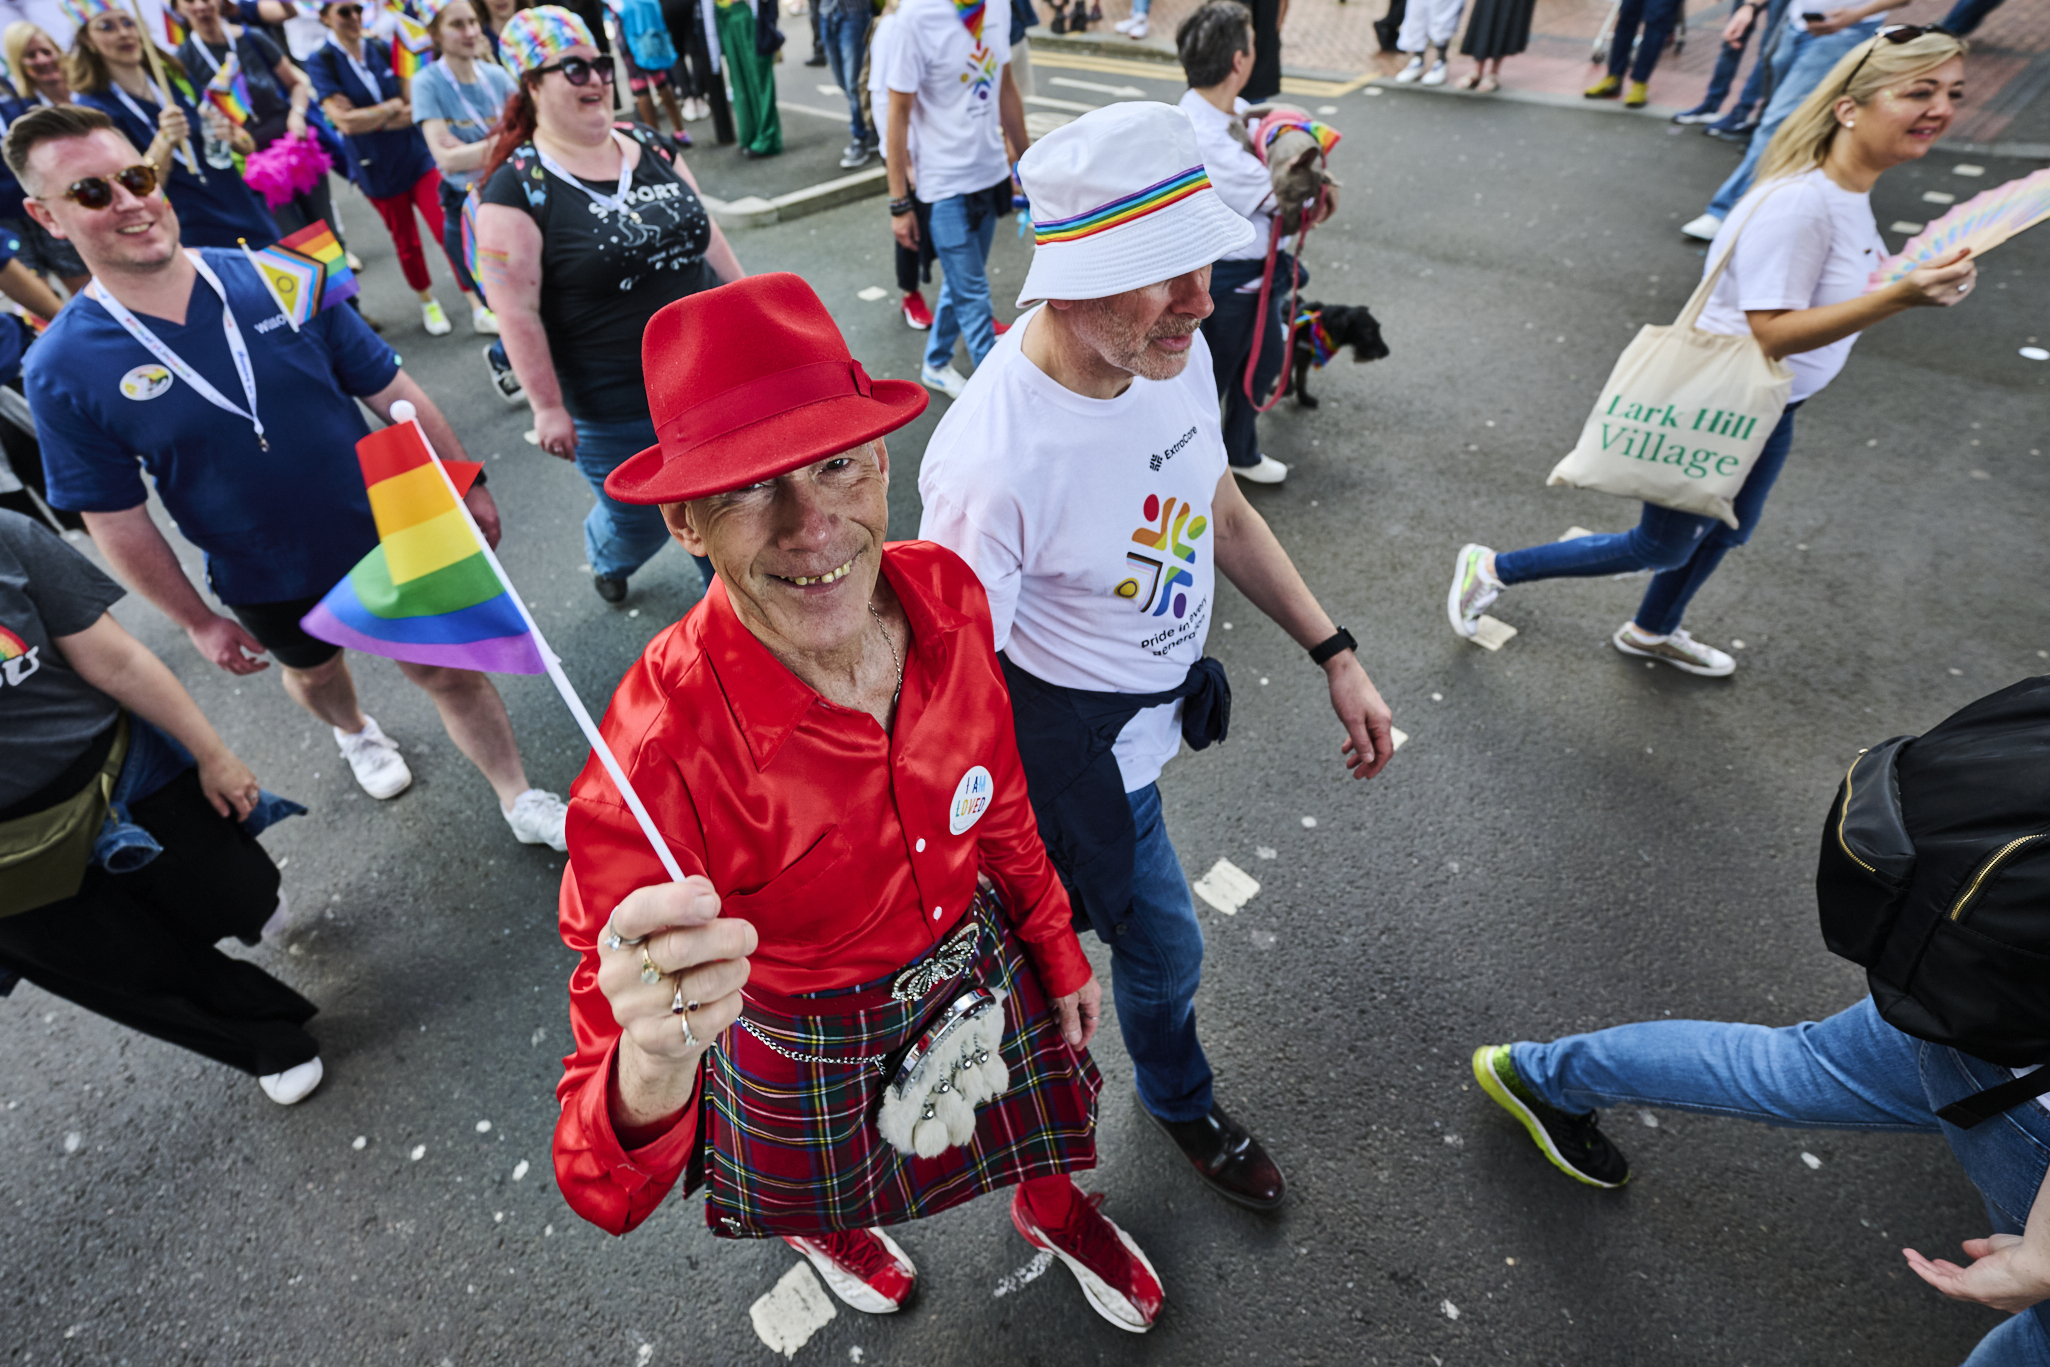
[1308,626,1356,666]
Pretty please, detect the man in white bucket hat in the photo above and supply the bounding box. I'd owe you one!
[920,101,1397,1214]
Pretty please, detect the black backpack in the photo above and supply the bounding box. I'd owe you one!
[1817,676,2050,1128]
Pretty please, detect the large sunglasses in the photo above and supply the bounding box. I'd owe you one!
[328,3,364,16]
[534,56,615,86]
[45,163,160,210]
[1840,24,1951,92]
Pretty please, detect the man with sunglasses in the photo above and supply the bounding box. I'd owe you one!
[8,104,572,851]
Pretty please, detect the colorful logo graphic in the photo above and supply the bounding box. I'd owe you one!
[118,364,173,401]
[0,623,38,687]
[1117,493,1209,618]
[958,39,998,102]
[949,765,994,835]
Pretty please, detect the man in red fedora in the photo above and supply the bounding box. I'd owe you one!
[549,272,1167,1332]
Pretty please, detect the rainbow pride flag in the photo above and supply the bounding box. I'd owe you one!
[241,238,326,330]
[277,220,360,309]
[162,7,188,48]
[390,13,434,79]
[301,423,544,673]
[205,52,255,126]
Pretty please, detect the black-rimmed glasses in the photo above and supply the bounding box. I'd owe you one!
[534,57,615,86]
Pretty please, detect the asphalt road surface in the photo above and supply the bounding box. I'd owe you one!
[3,70,2046,1367]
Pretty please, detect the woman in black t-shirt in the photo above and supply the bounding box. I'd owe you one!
[475,7,741,605]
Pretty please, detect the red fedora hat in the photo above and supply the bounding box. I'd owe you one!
[605,272,929,505]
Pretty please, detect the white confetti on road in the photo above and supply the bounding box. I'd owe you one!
[476,1120,492,1133]
[63,1132,80,1154]
[352,1136,367,1150]
[1191,858,1261,916]
[993,1248,1056,1298]
[1443,1299,1461,1320]
[636,1345,654,1366]
[1639,1110,1659,1128]
[1469,615,1519,651]
[1255,846,1277,860]
[513,1160,530,1181]
[1301,816,1318,828]
[1801,1151,1823,1170]
[410,1145,426,1161]
[1391,727,1410,751]
[856,286,888,302]
[751,1261,838,1358]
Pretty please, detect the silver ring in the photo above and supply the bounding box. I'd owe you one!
[680,1013,698,1048]
[603,923,645,952]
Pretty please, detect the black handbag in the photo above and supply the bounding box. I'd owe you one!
[754,0,785,56]
[1817,675,2050,1127]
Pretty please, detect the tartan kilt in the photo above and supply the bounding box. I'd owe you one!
[695,888,1101,1239]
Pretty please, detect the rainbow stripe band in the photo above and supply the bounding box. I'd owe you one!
[1032,167,1213,246]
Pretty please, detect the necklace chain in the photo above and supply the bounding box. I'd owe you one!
[867,599,904,711]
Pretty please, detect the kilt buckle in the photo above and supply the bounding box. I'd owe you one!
[889,921,980,1003]
[876,987,1011,1158]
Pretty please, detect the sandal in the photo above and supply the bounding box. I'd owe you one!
[1477,74,1499,93]
[1459,70,1482,89]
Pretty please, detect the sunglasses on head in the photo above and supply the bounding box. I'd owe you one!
[45,163,160,210]
[534,56,615,86]
[1840,24,1951,91]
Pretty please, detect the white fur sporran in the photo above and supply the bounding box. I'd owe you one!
[875,988,1012,1158]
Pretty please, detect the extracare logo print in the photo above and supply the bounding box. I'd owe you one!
[1116,492,1209,619]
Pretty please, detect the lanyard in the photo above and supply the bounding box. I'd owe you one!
[441,64,502,129]
[533,131,642,222]
[91,251,268,451]
[327,34,384,104]
[189,39,223,76]
[113,80,200,176]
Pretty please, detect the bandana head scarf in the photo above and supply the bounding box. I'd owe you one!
[496,5,595,76]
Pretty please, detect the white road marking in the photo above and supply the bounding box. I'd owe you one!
[750,1261,838,1358]
[1317,104,1338,114]
[1049,75,1144,98]
[1192,858,1261,915]
[816,83,845,96]
[856,286,888,301]
[1890,220,1925,234]
[1024,94,1095,112]
[993,1248,1056,1297]
[1470,615,1518,651]
[1952,163,1985,176]
[1921,190,1955,204]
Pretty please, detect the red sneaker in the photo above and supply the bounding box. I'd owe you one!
[1009,1188,1163,1332]
[782,1228,918,1314]
[901,290,933,331]
[991,319,1011,336]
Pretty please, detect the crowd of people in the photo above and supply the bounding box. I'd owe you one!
[0,0,2041,1357]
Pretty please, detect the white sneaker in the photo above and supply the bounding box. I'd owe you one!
[259,1057,323,1105]
[1447,543,1502,639]
[1612,623,1736,677]
[1126,14,1148,37]
[421,299,453,336]
[1681,213,1724,242]
[261,891,307,943]
[1421,59,1448,86]
[1394,56,1426,83]
[920,363,969,399]
[1112,14,1136,31]
[1232,454,1289,484]
[335,717,412,799]
[345,251,365,272]
[503,788,568,851]
[471,305,500,335]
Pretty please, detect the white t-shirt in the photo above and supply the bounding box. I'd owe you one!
[918,308,1230,793]
[1695,168,1883,404]
[884,0,1010,205]
[868,13,917,168]
[1177,88,1279,263]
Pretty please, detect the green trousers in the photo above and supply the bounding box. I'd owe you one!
[717,1,782,156]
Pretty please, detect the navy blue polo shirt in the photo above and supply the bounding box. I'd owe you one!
[305,37,436,201]
[76,84,279,248]
[25,248,402,606]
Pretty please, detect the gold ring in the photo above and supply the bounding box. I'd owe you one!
[640,946,661,986]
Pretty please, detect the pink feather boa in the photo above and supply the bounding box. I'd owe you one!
[242,134,334,211]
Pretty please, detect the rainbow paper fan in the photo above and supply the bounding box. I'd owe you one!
[1870,167,2050,289]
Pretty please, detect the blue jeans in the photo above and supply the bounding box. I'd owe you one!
[571,415,712,586]
[1691,0,1785,117]
[1493,404,1797,636]
[819,7,871,144]
[1607,0,1684,82]
[1203,255,1301,469]
[1109,784,1215,1123]
[1512,996,2050,1366]
[1941,0,2006,36]
[1705,19,1881,218]
[924,192,999,375]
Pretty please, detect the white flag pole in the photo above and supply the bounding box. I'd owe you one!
[389,400,687,884]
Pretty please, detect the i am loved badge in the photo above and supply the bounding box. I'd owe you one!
[119,364,173,401]
[949,765,993,836]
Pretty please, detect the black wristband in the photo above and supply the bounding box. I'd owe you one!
[1308,626,1356,666]
[889,196,916,216]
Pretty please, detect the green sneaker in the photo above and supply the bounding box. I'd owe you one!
[1447,543,1502,639]
[1472,1044,1631,1188]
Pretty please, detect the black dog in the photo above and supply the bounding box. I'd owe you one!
[1286,301,1390,409]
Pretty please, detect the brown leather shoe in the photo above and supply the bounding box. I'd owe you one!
[1146,1102,1286,1211]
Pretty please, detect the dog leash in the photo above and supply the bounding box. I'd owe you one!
[1241,182,1328,416]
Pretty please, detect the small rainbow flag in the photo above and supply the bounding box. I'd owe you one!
[205,51,255,126]
[278,220,360,309]
[162,7,188,48]
[301,422,544,674]
[241,237,326,330]
[390,13,435,79]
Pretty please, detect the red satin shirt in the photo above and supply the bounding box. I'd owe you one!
[553,541,1091,1235]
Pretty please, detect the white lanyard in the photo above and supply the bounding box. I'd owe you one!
[189,38,224,76]
[91,251,268,451]
[113,80,200,176]
[327,34,383,104]
[440,64,502,129]
[534,131,642,222]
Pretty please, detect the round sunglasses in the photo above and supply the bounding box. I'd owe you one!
[534,56,615,86]
[42,163,160,210]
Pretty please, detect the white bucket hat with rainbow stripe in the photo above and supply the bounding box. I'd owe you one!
[1013,101,1256,308]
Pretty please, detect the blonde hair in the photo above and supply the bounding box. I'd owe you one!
[65,17,189,96]
[1755,29,1967,184]
[4,22,62,98]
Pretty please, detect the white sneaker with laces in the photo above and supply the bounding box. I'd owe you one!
[421,299,453,336]
[1395,56,1426,82]
[1126,14,1148,37]
[1612,623,1736,677]
[1232,454,1289,484]
[503,788,569,851]
[471,305,500,335]
[259,1057,323,1105]
[1112,14,1136,31]
[335,716,412,799]
[920,363,969,399]
[1421,58,1449,86]
[1681,213,1724,242]
[1447,543,1502,639]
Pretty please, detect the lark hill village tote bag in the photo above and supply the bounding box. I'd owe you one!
[1547,189,1796,529]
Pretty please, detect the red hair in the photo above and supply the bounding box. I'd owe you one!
[478,76,538,189]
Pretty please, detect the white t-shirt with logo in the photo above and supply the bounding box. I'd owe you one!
[918,307,1230,793]
[1695,167,1883,404]
[883,0,1010,205]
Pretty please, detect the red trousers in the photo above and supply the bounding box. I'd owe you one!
[368,168,458,293]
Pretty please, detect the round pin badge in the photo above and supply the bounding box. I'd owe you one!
[118,364,174,401]
[948,765,994,836]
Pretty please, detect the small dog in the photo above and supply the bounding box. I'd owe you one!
[1286,301,1390,409]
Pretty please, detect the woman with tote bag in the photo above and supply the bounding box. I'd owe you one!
[1447,27,1975,677]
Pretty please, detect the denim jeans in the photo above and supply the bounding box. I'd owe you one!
[1941,0,2006,36]
[1705,19,1881,218]
[924,192,998,375]
[438,179,480,298]
[1493,404,1797,636]
[571,414,713,586]
[1606,0,1684,82]
[1107,783,1215,1123]
[819,7,871,144]
[1203,255,1301,469]
[1512,996,2050,1366]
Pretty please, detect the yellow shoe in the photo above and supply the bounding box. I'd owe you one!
[1624,80,1649,107]
[1584,74,1621,99]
